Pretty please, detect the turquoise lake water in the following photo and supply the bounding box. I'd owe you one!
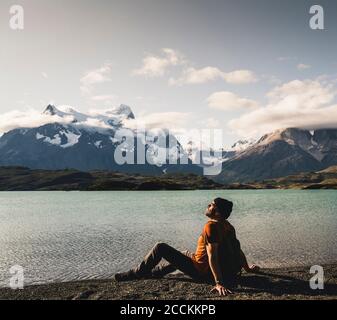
[0,190,336,287]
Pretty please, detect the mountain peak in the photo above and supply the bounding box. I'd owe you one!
[245,127,332,163]
[43,104,59,116]
[43,103,135,120]
[230,139,256,152]
[106,104,135,120]
[42,104,87,124]
[256,128,310,146]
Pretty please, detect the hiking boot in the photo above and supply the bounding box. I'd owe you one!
[150,271,165,279]
[114,270,138,282]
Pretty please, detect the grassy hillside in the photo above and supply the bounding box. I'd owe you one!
[225,166,337,190]
[1,166,337,191]
[0,167,223,191]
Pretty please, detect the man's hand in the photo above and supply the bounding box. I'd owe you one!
[246,264,261,273]
[210,284,233,296]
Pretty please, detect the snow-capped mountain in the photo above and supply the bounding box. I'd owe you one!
[43,104,135,126]
[229,138,256,153]
[0,104,201,175]
[217,128,337,183]
[2,105,337,181]
[182,137,256,170]
[198,139,256,165]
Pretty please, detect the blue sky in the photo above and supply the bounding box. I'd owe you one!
[1,0,337,147]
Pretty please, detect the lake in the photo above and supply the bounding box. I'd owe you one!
[0,190,336,287]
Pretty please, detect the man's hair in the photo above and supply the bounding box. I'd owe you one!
[214,198,233,219]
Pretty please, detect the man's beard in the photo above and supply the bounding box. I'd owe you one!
[205,208,215,218]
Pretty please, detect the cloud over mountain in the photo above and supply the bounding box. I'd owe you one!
[0,109,72,135]
[0,104,189,135]
[124,112,190,131]
[229,79,337,137]
[132,48,184,77]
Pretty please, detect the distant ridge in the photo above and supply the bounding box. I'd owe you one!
[218,128,337,183]
[0,166,221,191]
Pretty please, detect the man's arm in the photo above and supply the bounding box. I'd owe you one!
[206,243,233,296]
[240,249,260,273]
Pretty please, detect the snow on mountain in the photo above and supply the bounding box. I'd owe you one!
[229,138,256,152]
[0,104,201,175]
[94,141,103,149]
[36,103,140,150]
[43,104,88,123]
[255,128,325,161]
[43,104,134,129]
[217,127,337,183]
[106,104,135,119]
[193,138,257,166]
[36,129,82,149]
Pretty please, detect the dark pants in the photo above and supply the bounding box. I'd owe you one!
[132,242,204,280]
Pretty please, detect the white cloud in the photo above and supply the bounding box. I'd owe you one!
[0,109,73,134]
[134,48,256,85]
[169,67,223,85]
[124,112,190,130]
[267,79,334,108]
[0,104,190,137]
[229,79,337,137]
[41,72,48,79]
[207,91,259,111]
[203,117,221,128]
[277,56,296,62]
[75,118,112,132]
[222,70,257,84]
[169,67,257,86]
[133,48,183,77]
[297,63,311,70]
[80,63,113,95]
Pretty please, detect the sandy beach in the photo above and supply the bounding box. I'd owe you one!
[0,264,336,300]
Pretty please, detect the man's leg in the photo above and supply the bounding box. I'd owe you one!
[133,243,199,278]
[115,243,200,281]
[151,263,177,278]
[151,250,194,278]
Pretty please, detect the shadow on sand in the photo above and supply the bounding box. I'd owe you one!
[236,271,336,297]
[168,270,337,297]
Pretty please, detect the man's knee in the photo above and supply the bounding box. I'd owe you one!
[154,242,169,252]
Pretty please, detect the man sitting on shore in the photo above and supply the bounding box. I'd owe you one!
[114,197,260,296]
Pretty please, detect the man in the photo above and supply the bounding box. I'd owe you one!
[114,197,260,296]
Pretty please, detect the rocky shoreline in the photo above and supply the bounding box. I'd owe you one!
[0,264,336,300]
